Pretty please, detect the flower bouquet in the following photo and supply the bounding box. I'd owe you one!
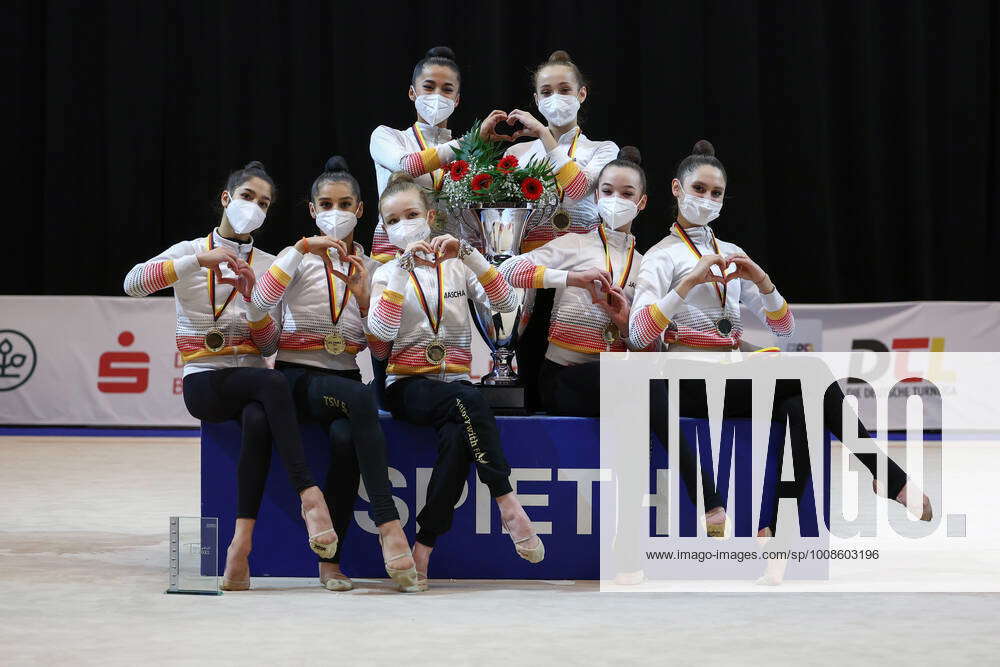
[438,120,559,209]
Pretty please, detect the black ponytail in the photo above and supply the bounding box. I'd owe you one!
[675,140,726,185]
[311,155,360,200]
[225,160,276,200]
[412,46,461,85]
[597,146,646,194]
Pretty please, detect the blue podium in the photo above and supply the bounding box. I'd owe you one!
[201,416,825,580]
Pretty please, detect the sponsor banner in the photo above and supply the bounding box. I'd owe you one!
[1,296,197,426]
[741,301,1000,428]
[1,296,997,426]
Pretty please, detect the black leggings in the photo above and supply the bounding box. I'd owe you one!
[278,362,400,563]
[183,367,316,520]
[538,359,724,510]
[516,288,555,413]
[384,377,513,548]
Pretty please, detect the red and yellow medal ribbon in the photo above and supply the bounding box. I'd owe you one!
[412,123,444,191]
[324,251,355,327]
[407,261,445,335]
[597,225,636,289]
[672,222,727,311]
[206,234,253,321]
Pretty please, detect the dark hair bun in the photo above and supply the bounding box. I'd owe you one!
[324,155,350,173]
[692,140,715,157]
[548,49,572,63]
[426,46,456,61]
[244,160,267,171]
[618,146,642,165]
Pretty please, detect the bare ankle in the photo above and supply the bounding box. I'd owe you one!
[377,520,404,538]
[299,486,324,509]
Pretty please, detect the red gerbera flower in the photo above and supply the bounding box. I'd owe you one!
[520,177,543,201]
[497,155,519,174]
[450,160,470,181]
[471,173,494,192]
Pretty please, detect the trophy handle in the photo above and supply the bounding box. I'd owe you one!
[468,298,498,353]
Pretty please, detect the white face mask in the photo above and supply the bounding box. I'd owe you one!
[386,216,431,250]
[315,209,357,240]
[414,94,455,126]
[225,196,266,234]
[678,192,723,227]
[537,93,581,127]
[597,196,639,230]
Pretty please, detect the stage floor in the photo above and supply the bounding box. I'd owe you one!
[2,434,999,665]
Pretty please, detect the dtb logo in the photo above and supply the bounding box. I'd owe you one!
[850,337,953,384]
[97,331,149,393]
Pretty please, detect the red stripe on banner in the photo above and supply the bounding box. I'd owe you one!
[892,337,930,350]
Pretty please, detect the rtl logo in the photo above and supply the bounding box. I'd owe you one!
[97,331,150,393]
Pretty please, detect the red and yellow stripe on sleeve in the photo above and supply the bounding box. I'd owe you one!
[476,266,508,301]
[371,223,400,264]
[256,264,292,309]
[500,257,546,289]
[247,314,278,355]
[555,161,588,200]
[401,148,442,178]
[765,301,794,336]
[368,289,404,342]
[630,303,671,350]
[140,260,178,292]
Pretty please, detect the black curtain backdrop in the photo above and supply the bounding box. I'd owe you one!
[7,0,998,301]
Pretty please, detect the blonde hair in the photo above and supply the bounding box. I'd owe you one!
[378,171,432,218]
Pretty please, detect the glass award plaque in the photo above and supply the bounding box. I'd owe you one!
[166,516,222,595]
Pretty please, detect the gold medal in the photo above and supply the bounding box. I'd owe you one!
[595,226,635,349]
[323,332,346,355]
[408,262,448,367]
[425,338,447,365]
[324,252,355,355]
[204,328,226,352]
[204,233,252,354]
[673,223,734,339]
[551,207,571,231]
[551,128,582,233]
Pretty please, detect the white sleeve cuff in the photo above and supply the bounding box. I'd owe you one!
[655,290,686,320]
[173,254,201,280]
[276,247,305,276]
[386,264,410,295]
[543,268,568,289]
[760,287,785,312]
[436,141,458,165]
[243,298,270,323]
[546,145,572,172]
[461,249,492,276]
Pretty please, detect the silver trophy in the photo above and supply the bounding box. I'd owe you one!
[449,203,553,395]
